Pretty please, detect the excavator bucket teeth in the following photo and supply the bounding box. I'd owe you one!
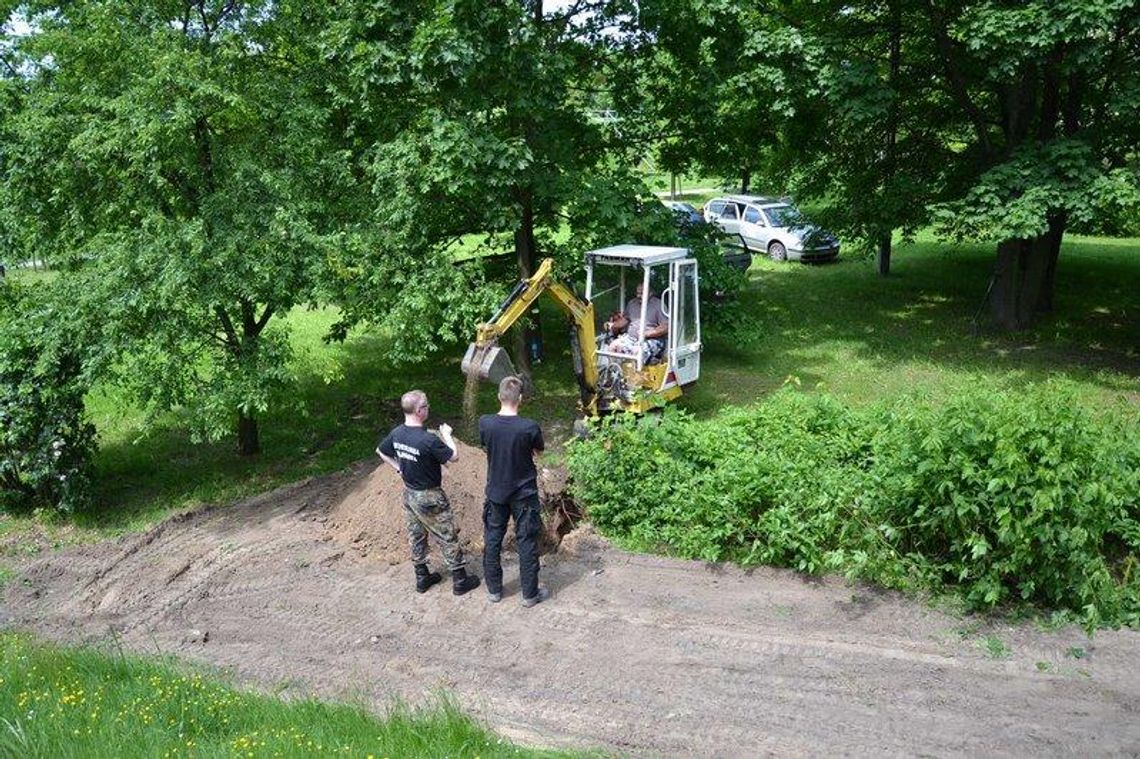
[461,344,516,384]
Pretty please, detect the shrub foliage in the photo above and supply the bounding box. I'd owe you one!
[567,384,1140,628]
[0,283,97,513]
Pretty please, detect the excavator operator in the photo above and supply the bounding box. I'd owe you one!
[604,282,668,363]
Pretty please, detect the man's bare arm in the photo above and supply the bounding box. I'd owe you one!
[438,423,459,462]
[376,449,401,473]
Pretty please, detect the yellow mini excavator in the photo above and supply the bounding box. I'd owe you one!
[461,245,702,416]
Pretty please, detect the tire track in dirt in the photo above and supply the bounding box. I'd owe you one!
[4,464,1140,757]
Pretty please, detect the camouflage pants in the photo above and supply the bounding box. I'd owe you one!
[403,487,465,571]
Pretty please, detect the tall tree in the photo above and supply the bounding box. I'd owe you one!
[3,0,361,454]
[639,0,1140,328]
[617,0,792,195]
[329,0,648,378]
[0,7,26,269]
[630,0,947,266]
[922,0,1140,328]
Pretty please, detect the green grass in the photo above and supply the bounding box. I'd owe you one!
[638,160,728,207]
[0,632,579,759]
[981,635,1011,659]
[4,265,57,285]
[687,233,1138,413]
[1,234,1136,545]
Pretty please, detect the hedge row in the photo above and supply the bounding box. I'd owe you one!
[566,383,1140,629]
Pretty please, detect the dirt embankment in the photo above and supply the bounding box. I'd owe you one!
[324,437,575,563]
[3,448,1140,757]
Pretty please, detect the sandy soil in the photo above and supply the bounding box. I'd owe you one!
[3,447,1140,757]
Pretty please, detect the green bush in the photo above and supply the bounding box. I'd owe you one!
[0,283,97,513]
[866,386,1140,625]
[567,384,1140,628]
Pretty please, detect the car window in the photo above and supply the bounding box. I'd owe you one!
[743,206,761,224]
[721,204,739,220]
[706,200,725,215]
[763,205,801,228]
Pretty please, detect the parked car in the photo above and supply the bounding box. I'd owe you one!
[663,200,704,227]
[662,200,752,272]
[703,195,840,262]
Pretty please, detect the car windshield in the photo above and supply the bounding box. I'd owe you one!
[762,205,803,228]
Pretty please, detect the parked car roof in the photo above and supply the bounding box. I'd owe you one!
[662,200,700,214]
[662,200,704,227]
[718,194,784,206]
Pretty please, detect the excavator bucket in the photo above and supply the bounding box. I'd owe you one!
[461,343,516,384]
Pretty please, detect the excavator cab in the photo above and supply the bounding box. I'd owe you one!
[461,245,702,416]
[585,245,702,410]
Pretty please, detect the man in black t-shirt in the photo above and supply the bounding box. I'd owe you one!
[377,390,480,596]
[479,375,549,607]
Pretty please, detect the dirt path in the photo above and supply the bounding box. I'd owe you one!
[4,462,1140,757]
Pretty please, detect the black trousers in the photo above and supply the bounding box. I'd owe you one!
[482,494,542,599]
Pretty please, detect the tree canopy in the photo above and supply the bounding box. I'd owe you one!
[3,0,370,454]
[1,0,1137,504]
[638,0,1140,325]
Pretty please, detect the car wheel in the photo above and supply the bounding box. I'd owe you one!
[768,241,787,262]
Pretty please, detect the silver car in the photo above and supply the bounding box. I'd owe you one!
[703,195,840,262]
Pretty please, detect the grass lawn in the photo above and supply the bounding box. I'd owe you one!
[0,633,580,759]
[1,234,1136,548]
[690,233,1138,412]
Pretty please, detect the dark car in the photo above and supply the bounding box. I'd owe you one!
[662,200,752,272]
[663,200,704,227]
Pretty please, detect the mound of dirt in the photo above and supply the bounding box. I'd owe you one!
[324,436,574,564]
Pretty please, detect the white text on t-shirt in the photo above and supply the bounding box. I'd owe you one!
[393,442,420,462]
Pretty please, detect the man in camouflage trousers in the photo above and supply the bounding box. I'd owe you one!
[402,488,462,571]
[377,390,480,596]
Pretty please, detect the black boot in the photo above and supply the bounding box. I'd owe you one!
[451,567,481,596]
[414,563,442,593]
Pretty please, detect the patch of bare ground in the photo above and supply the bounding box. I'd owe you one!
[3,445,1139,756]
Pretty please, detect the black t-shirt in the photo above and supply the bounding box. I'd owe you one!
[479,414,545,503]
[377,424,454,490]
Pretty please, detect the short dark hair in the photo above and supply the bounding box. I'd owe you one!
[498,376,523,404]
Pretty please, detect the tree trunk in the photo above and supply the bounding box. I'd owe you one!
[221,299,274,457]
[237,410,260,456]
[877,0,900,279]
[876,234,892,276]
[513,192,538,393]
[741,167,751,194]
[1037,212,1065,313]
[990,214,1065,330]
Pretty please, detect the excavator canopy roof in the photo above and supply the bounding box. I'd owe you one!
[584,244,691,267]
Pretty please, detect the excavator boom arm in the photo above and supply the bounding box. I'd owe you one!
[474,258,557,344]
[466,258,599,412]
